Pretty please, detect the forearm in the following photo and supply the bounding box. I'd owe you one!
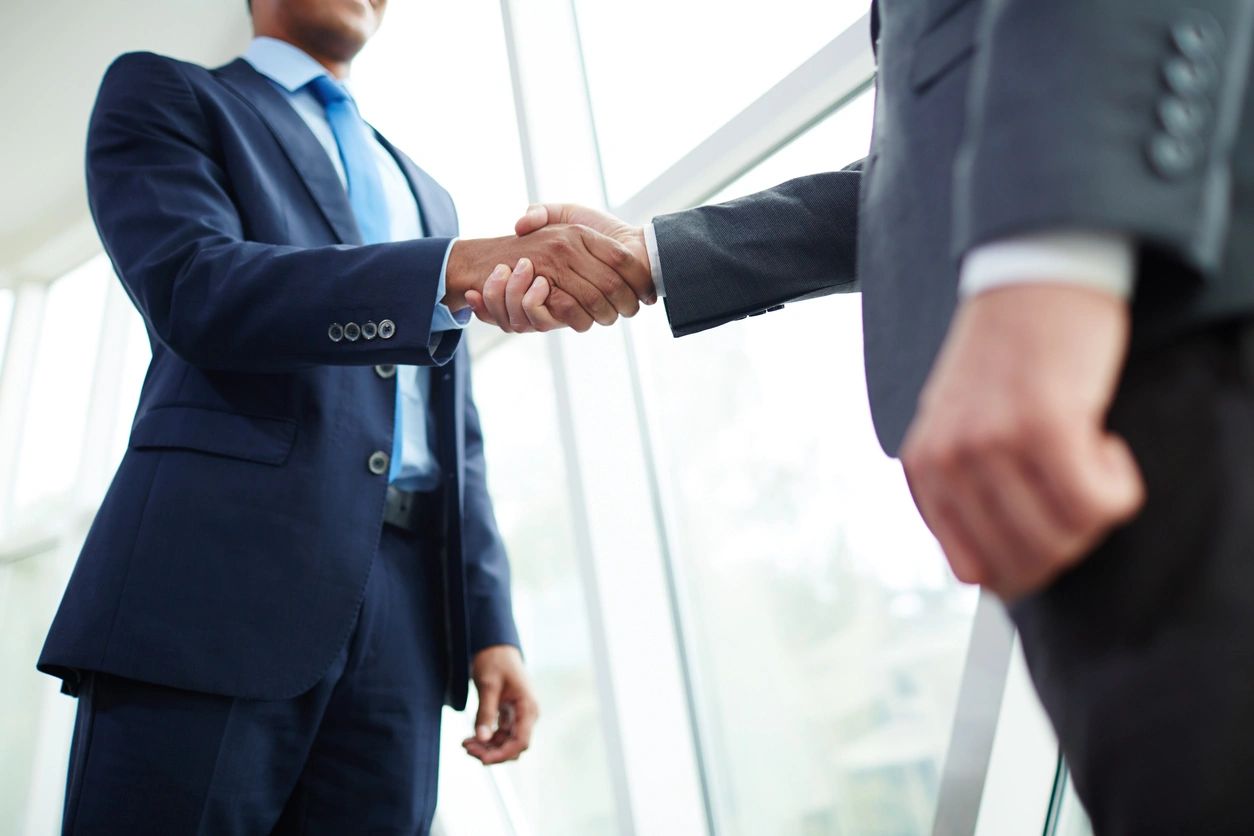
[651,171,861,337]
[105,229,457,372]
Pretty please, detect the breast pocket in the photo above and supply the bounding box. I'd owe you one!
[911,0,979,92]
[130,405,297,466]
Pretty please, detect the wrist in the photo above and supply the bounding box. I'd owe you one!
[625,226,648,276]
[446,237,511,310]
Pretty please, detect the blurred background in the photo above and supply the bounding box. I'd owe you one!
[0,1,1095,833]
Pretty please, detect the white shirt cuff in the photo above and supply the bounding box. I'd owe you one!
[959,231,1135,299]
[431,237,471,331]
[644,222,667,299]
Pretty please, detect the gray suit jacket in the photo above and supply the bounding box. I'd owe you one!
[654,0,1254,455]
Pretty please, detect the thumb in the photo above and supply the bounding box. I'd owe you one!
[515,204,552,236]
[1096,433,1146,522]
[475,678,501,742]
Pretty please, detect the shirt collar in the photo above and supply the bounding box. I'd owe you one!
[242,36,356,98]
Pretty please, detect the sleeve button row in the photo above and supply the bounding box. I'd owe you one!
[327,319,396,343]
[1148,14,1224,180]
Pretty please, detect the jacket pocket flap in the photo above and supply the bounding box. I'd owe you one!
[911,0,979,91]
[130,406,297,466]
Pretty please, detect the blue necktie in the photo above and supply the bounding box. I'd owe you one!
[307,75,405,481]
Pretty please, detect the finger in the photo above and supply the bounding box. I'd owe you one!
[467,264,509,326]
[902,457,988,586]
[569,264,624,326]
[549,259,619,327]
[482,264,517,334]
[961,454,1071,599]
[1032,426,1145,547]
[515,204,553,236]
[576,230,646,313]
[580,227,654,304]
[546,287,595,333]
[515,203,579,237]
[464,290,497,326]
[511,695,538,756]
[474,680,501,744]
[1096,433,1146,523]
[482,706,529,764]
[522,277,564,332]
[505,259,537,331]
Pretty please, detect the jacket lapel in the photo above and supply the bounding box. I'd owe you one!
[214,59,363,245]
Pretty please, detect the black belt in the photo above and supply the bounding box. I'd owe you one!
[382,485,445,536]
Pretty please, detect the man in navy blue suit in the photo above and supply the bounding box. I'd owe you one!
[38,0,652,832]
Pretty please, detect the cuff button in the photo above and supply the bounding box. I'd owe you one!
[328,323,345,343]
[1159,96,1208,136]
[344,322,361,342]
[1173,15,1223,61]
[362,321,379,340]
[1164,55,1216,97]
[378,319,396,339]
[1147,133,1200,178]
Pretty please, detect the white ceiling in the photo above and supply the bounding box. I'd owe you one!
[0,0,252,284]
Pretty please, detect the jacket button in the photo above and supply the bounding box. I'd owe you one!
[362,321,378,340]
[1173,15,1222,61]
[343,322,361,342]
[378,319,396,339]
[1147,133,1200,178]
[328,323,345,343]
[375,364,397,379]
[368,451,390,475]
[1158,96,1207,137]
[1163,55,1216,97]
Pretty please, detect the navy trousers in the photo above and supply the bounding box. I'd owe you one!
[60,524,449,835]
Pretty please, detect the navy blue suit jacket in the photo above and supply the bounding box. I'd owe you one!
[38,53,518,709]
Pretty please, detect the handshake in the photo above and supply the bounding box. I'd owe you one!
[444,204,652,334]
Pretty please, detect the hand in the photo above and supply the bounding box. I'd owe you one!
[900,284,1146,602]
[461,644,539,765]
[466,204,655,333]
[446,224,652,333]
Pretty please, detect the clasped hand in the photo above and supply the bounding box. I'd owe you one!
[445,204,652,334]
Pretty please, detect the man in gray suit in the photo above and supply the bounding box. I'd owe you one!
[470,1,1254,831]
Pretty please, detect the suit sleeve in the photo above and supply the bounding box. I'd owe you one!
[459,353,521,654]
[651,166,862,337]
[87,52,460,373]
[954,0,1254,282]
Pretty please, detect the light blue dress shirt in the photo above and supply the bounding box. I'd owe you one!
[244,37,469,490]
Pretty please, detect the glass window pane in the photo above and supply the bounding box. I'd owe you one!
[12,256,111,518]
[574,0,868,205]
[352,1,529,238]
[1053,771,1094,836]
[632,98,978,835]
[711,87,875,202]
[0,288,14,373]
[437,333,619,835]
